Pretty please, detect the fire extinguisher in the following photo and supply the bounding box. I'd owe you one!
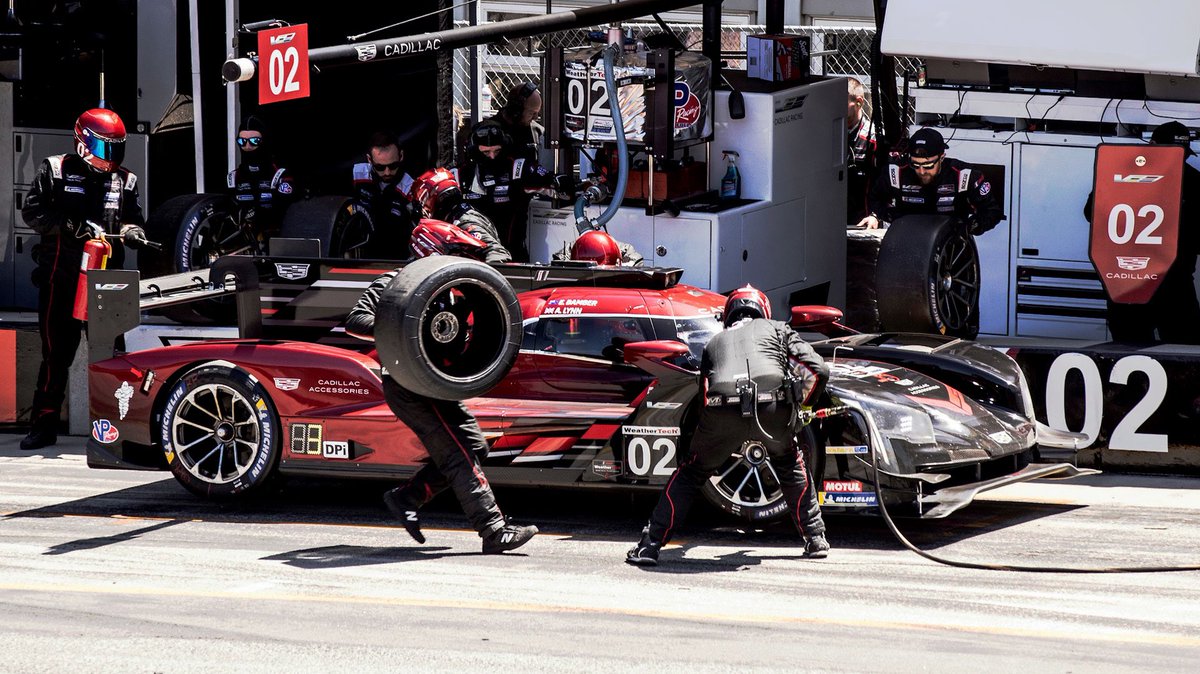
[72,223,112,322]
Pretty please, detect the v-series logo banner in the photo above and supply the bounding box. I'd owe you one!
[1114,174,1164,183]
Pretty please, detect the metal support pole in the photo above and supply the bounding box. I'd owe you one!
[188,0,206,192]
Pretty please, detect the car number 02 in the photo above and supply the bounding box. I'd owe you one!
[623,426,679,477]
[1045,353,1167,452]
[1107,203,1164,245]
[268,46,302,96]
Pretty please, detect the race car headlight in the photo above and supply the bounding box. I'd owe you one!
[856,396,937,447]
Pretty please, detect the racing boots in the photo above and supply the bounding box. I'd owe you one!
[625,531,662,566]
[20,418,58,451]
[803,533,830,559]
[382,488,425,544]
[482,523,539,554]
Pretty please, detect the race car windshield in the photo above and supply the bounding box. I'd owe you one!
[674,315,722,363]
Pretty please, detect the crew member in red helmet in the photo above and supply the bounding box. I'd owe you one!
[566,229,644,267]
[627,285,831,565]
[410,168,511,264]
[20,108,149,450]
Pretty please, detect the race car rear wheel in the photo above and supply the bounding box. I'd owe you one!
[701,425,825,523]
[375,256,522,401]
[278,196,374,258]
[876,214,980,339]
[159,364,280,499]
[141,193,243,324]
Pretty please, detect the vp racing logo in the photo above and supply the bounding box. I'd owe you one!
[673,80,702,130]
[274,263,310,280]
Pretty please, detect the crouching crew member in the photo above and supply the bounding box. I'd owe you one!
[627,286,831,565]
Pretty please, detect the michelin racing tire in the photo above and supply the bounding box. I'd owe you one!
[701,424,826,523]
[141,193,241,324]
[159,364,281,500]
[278,196,374,258]
[375,256,522,401]
[875,214,980,339]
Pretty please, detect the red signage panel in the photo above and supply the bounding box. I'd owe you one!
[1089,144,1184,304]
[258,24,310,104]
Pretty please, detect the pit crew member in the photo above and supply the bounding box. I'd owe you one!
[352,131,417,255]
[410,168,512,264]
[227,115,297,232]
[20,108,149,450]
[344,273,538,554]
[627,286,831,565]
[846,77,878,224]
[856,127,1005,235]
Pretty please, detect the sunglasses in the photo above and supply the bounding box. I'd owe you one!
[910,156,941,170]
[237,136,262,147]
[372,161,402,172]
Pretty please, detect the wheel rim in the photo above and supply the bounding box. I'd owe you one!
[934,232,979,333]
[169,383,262,485]
[708,440,785,510]
[187,214,255,270]
[418,279,510,383]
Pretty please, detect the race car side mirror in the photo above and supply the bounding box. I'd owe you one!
[790,305,852,336]
[622,340,694,377]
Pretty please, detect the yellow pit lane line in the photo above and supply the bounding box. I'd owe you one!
[1,580,1198,650]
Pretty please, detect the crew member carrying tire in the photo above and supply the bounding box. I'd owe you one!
[626,286,831,566]
[856,127,1005,234]
[21,108,150,450]
[345,266,537,554]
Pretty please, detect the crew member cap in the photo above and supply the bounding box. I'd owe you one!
[908,127,947,158]
[1151,121,1195,156]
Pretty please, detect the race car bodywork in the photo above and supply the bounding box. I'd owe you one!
[85,257,1088,519]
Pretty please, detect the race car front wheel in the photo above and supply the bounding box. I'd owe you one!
[159,364,281,499]
[375,256,522,401]
[701,425,825,523]
[875,214,980,339]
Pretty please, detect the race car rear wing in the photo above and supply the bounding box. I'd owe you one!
[87,256,262,364]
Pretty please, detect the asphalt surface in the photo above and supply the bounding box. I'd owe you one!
[2,433,1200,673]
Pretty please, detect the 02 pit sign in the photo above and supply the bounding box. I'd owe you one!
[258,24,310,104]
[1089,144,1184,304]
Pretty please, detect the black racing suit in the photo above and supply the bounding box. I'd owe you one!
[643,318,829,546]
[352,162,417,256]
[1083,162,1200,343]
[345,271,506,537]
[447,205,513,264]
[226,158,296,232]
[22,154,144,429]
[847,117,877,224]
[460,151,553,262]
[867,156,1005,235]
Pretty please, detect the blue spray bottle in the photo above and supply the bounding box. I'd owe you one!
[720,150,741,199]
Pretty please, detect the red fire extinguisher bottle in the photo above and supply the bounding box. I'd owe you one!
[72,234,112,321]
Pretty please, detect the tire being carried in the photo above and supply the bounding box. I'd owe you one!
[159,364,281,499]
[374,256,522,401]
[875,214,980,339]
[278,195,374,258]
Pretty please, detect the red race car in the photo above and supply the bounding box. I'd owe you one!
[85,251,1087,522]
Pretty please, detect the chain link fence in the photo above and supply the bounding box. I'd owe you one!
[451,21,922,156]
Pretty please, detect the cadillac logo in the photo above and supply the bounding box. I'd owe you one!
[1116,256,1150,271]
[274,263,310,280]
[354,44,377,61]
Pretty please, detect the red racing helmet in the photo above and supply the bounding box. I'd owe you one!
[723,284,771,326]
[570,230,621,265]
[409,218,487,259]
[410,168,463,220]
[74,108,127,172]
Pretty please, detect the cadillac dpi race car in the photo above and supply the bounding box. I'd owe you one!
[84,252,1087,522]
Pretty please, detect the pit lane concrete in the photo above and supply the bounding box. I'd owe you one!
[2,433,1200,672]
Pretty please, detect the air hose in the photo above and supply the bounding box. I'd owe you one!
[575,42,630,234]
[849,412,1200,573]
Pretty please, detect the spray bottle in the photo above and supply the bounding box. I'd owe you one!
[720,150,741,200]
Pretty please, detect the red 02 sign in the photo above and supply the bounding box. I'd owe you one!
[1088,144,1184,304]
[258,24,310,104]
